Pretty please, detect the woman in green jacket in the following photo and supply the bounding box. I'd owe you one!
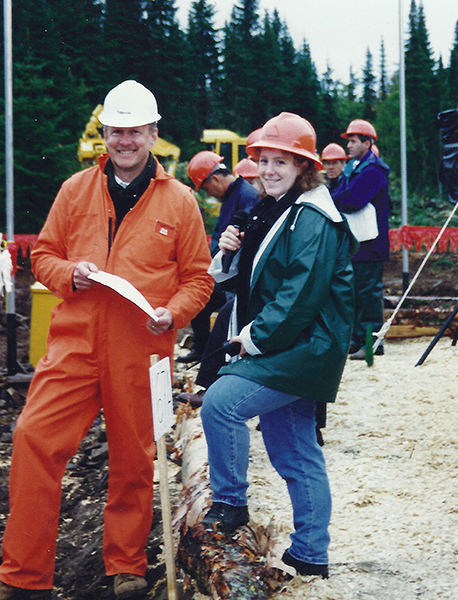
[201,113,356,578]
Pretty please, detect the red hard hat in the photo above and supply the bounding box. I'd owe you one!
[321,143,347,161]
[187,151,224,190]
[234,158,258,179]
[247,112,322,170]
[341,119,378,142]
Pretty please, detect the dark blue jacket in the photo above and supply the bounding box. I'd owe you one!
[331,150,390,262]
[210,177,259,256]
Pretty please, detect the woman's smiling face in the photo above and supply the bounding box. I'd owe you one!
[257,148,301,200]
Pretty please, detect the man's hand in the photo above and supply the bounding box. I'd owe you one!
[147,307,174,335]
[73,262,99,290]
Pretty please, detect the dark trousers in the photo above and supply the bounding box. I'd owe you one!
[352,261,384,349]
[190,287,227,354]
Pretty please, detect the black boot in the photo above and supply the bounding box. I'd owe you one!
[202,502,249,532]
[282,549,329,578]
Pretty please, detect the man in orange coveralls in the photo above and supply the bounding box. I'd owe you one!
[0,80,213,600]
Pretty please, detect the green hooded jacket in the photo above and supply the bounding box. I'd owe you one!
[218,185,357,402]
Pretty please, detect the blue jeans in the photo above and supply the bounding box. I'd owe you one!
[201,374,331,565]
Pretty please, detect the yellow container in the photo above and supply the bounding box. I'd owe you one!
[29,282,62,367]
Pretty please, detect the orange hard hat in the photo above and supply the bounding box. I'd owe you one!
[247,112,322,170]
[187,151,224,190]
[372,144,380,157]
[246,128,262,148]
[234,158,258,179]
[341,119,378,142]
[321,143,347,161]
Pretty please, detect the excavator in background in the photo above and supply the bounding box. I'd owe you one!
[77,104,181,175]
[200,129,248,172]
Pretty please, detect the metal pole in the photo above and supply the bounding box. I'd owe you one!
[399,0,409,291]
[4,0,18,374]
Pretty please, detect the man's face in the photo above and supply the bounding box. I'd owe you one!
[200,174,228,200]
[322,159,345,180]
[104,125,157,182]
[346,135,371,161]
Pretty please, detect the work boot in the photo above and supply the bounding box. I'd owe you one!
[0,581,51,599]
[176,349,203,364]
[177,389,205,408]
[350,345,384,360]
[282,549,329,579]
[202,502,249,533]
[113,574,148,600]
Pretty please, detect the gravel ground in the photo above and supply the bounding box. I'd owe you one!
[242,336,458,600]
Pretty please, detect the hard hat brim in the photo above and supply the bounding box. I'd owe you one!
[247,141,323,171]
[99,113,161,128]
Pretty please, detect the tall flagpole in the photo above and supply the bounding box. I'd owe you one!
[399,0,409,291]
[4,0,18,374]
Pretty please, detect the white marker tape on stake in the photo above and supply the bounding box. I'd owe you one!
[149,357,174,442]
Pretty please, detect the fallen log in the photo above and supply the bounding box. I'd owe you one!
[171,404,288,599]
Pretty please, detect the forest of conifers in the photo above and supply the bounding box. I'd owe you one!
[1,0,458,232]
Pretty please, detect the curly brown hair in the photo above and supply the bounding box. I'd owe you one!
[293,155,325,192]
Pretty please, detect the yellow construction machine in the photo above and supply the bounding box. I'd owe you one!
[78,105,181,175]
[200,129,248,172]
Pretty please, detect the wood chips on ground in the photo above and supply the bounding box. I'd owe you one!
[223,337,458,600]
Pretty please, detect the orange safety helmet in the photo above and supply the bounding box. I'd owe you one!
[321,143,347,161]
[234,158,259,179]
[246,128,262,148]
[341,119,378,142]
[187,151,224,190]
[247,112,322,170]
[371,144,380,157]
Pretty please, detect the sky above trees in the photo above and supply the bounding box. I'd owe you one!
[176,0,458,83]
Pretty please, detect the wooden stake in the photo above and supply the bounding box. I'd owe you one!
[151,354,178,600]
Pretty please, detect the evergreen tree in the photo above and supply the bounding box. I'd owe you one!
[187,0,220,141]
[220,0,261,133]
[46,0,105,105]
[405,0,439,193]
[362,48,377,123]
[334,68,361,135]
[102,0,149,89]
[320,64,342,147]
[289,41,323,134]
[380,39,388,101]
[254,10,286,124]
[143,0,195,153]
[435,57,448,114]
[448,21,458,108]
[0,0,90,232]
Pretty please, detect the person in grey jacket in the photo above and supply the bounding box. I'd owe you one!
[200,113,357,579]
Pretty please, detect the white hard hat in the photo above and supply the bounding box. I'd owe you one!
[98,80,161,127]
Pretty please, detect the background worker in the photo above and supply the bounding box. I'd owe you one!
[0,80,213,600]
[331,119,390,360]
[234,157,261,190]
[200,112,356,578]
[321,143,347,192]
[177,151,258,364]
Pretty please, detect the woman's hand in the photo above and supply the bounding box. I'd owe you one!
[219,225,245,255]
[230,335,247,357]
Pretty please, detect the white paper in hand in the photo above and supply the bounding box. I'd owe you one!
[88,271,159,321]
[149,358,174,441]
